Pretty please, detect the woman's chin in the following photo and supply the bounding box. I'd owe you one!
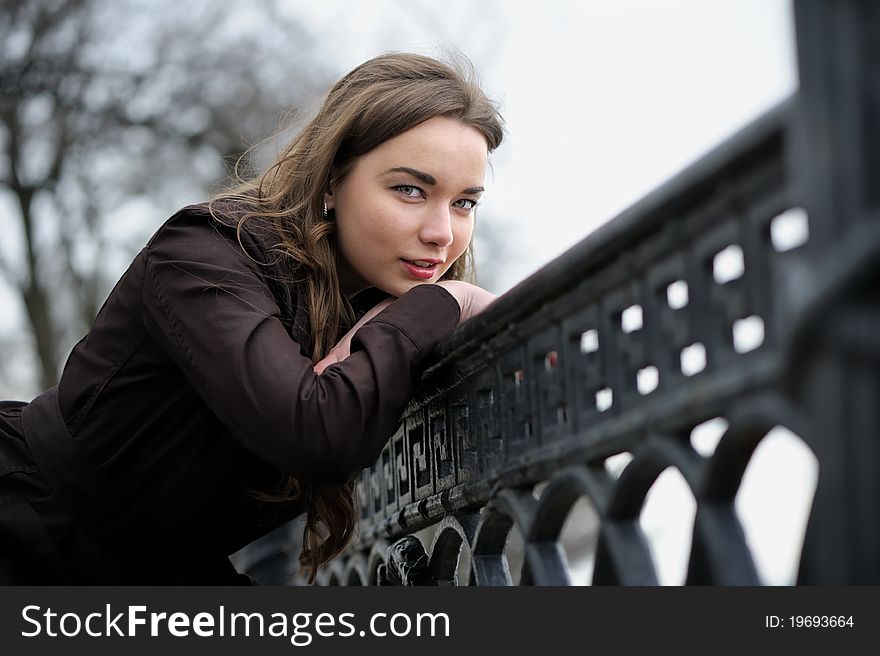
[369,279,425,298]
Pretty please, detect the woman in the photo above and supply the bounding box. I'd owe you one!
[0,52,503,584]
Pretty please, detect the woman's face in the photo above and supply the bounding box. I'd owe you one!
[327,116,489,298]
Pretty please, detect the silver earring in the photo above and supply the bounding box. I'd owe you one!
[323,203,328,219]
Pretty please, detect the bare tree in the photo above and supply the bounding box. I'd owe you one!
[1,0,332,394]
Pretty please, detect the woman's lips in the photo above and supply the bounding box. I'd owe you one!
[401,259,438,279]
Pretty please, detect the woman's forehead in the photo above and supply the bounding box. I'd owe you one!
[358,117,488,184]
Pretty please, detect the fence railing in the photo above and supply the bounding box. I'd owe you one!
[233,0,880,585]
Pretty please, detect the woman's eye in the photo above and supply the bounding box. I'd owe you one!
[394,185,423,198]
[454,198,479,210]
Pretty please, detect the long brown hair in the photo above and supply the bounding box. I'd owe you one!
[208,52,504,583]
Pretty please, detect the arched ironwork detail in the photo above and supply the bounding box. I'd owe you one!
[343,553,368,587]
[471,488,536,586]
[427,512,480,586]
[365,539,390,587]
[687,395,811,584]
[593,436,701,585]
[520,465,611,585]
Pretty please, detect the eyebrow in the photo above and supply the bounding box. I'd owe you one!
[385,166,484,194]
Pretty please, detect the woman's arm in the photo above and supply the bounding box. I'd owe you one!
[314,281,497,374]
[140,210,461,485]
[313,297,395,375]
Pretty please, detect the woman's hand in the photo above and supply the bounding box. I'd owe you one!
[435,280,498,322]
[312,281,497,375]
[313,298,394,375]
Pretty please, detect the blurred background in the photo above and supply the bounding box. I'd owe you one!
[2,0,809,584]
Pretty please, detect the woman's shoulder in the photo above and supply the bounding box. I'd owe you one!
[144,200,305,337]
[145,200,286,270]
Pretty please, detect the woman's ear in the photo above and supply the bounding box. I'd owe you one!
[324,170,338,212]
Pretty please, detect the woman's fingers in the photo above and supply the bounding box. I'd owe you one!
[312,286,497,377]
[313,298,394,375]
[313,352,339,375]
[435,280,497,322]
[314,335,352,374]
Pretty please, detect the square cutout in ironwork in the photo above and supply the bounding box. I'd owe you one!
[580,329,599,353]
[733,315,764,353]
[595,387,613,412]
[713,244,745,284]
[680,342,707,376]
[637,365,659,395]
[621,305,643,333]
[770,207,809,253]
[667,280,689,309]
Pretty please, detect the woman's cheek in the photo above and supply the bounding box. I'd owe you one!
[453,227,473,257]
[363,207,403,239]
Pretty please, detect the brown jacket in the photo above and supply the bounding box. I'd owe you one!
[0,203,460,583]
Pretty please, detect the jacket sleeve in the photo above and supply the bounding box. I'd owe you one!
[140,210,461,485]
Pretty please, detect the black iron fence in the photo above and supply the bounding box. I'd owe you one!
[234,0,880,585]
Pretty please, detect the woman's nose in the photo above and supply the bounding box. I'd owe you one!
[419,205,454,247]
